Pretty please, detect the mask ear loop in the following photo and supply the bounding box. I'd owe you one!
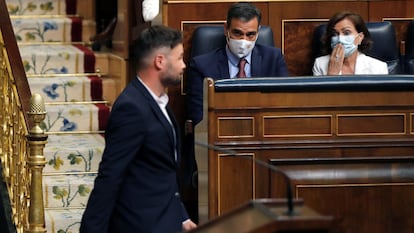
[226,31,234,46]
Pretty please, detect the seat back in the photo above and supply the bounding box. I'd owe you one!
[312,21,401,74]
[405,20,414,74]
[312,24,327,59]
[190,25,274,58]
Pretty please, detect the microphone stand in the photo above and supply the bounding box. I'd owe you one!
[194,141,296,216]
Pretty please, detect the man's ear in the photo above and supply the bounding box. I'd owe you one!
[224,23,228,37]
[154,54,164,70]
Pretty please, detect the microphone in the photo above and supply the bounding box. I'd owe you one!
[194,140,296,216]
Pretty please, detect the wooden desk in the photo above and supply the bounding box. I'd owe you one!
[190,199,334,233]
[207,76,414,233]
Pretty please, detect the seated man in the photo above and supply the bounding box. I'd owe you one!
[185,2,289,126]
[180,4,288,223]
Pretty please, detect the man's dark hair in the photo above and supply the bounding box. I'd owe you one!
[133,25,183,70]
[226,2,262,28]
[322,11,372,54]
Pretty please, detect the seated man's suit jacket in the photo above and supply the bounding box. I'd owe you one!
[185,44,289,125]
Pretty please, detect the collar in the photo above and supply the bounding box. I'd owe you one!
[136,76,169,108]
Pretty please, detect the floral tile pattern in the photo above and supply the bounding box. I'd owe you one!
[28,76,93,102]
[43,175,95,208]
[19,44,85,74]
[45,208,85,233]
[7,0,66,15]
[11,18,72,42]
[43,104,100,132]
[44,134,104,174]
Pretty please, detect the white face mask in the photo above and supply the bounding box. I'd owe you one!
[227,33,257,58]
[331,34,358,57]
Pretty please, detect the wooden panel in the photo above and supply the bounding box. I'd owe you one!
[112,0,132,59]
[263,115,332,137]
[164,2,269,29]
[77,0,95,21]
[269,157,414,233]
[283,20,327,76]
[368,1,414,57]
[299,185,414,233]
[411,114,414,134]
[252,145,414,205]
[368,1,414,21]
[337,114,406,136]
[217,117,255,138]
[218,154,254,215]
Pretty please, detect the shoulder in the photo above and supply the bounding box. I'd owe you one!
[358,53,388,69]
[192,48,226,62]
[254,43,282,54]
[108,83,152,131]
[359,53,387,65]
[190,48,227,74]
[356,53,389,74]
[112,80,148,112]
[252,44,285,63]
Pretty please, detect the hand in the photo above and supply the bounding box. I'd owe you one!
[327,44,344,75]
[182,220,197,232]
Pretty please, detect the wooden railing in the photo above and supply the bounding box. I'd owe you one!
[0,0,47,233]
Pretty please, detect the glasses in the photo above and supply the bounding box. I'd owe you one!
[229,29,258,41]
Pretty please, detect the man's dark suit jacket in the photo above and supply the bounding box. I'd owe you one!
[185,44,289,125]
[80,78,188,233]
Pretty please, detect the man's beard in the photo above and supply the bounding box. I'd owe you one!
[161,74,182,86]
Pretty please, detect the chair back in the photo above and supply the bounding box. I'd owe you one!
[312,21,401,74]
[405,20,414,74]
[190,25,274,58]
